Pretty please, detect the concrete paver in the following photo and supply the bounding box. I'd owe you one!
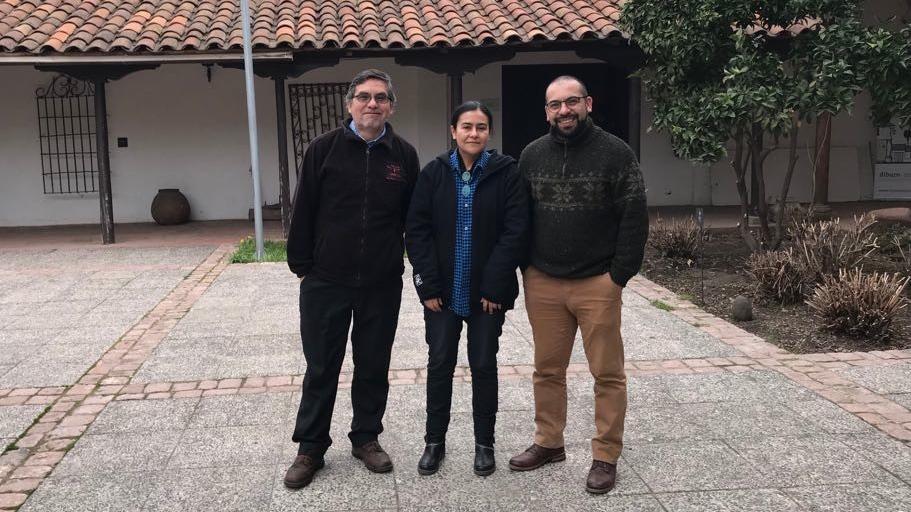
[1,252,910,511]
[0,247,214,388]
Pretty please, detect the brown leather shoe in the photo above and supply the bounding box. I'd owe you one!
[586,460,617,494]
[283,454,325,489]
[352,440,393,473]
[508,443,566,471]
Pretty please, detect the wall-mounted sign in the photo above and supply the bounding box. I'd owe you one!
[876,122,911,164]
[874,119,911,200]
[874,163,911,199]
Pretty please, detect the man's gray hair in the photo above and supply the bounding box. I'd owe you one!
[345,69,397,105]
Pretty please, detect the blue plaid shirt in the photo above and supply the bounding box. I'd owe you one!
[349,120,386,147]
[449,149,490,317]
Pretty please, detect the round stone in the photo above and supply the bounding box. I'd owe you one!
[731,295,753,322]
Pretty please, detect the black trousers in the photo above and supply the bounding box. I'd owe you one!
[292,276,402,457]
[424,308,504,446]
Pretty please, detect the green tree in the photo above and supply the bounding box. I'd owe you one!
[621,0,911,251]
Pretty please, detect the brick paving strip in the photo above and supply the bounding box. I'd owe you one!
[0,244,234,510]
[626,276,911,443]
[1,267,910,509]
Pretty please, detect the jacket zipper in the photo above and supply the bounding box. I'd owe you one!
[356,145,370,284]
[561,141,568,178]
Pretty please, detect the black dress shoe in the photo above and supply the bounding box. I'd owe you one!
[418,442,445,475]
[474,444,495,476]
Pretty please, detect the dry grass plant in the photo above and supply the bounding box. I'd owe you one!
[806,268,909,342]
[648,215,701,261]
[746,248,811,304]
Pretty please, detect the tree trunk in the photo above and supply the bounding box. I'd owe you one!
[750,123,771,249]
[774,114,801,249]
[731,127,759,251]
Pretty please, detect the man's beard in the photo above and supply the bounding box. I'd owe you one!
[552,114,586,137]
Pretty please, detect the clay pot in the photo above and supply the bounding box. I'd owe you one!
[151,188,190,225]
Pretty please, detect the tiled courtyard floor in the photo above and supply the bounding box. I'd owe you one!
[1,244,910,511]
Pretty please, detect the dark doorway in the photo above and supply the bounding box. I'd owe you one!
[501,63,630,160]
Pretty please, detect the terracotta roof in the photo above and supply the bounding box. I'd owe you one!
[0,0,626,55]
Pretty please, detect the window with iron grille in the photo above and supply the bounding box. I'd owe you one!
[35,75,97,194]
[289,82,348,177]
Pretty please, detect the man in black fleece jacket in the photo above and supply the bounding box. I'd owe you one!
[283,70,419,490]
[508,76,648,494]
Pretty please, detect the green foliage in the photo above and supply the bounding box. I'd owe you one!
[622,0,873,162]
[231,237,288,263]
[866,26,911,128]
[621,0,911,251]
[651,299,675,311]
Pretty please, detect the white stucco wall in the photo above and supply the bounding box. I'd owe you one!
[0,64,282,225]
[0,27,899,226]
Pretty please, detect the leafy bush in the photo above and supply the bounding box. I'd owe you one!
[746,248,811,305]
[806,269,909,342]
[648,216,701,260]
[790,214,878,281]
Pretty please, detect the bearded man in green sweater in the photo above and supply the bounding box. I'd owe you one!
[508,76,648,494]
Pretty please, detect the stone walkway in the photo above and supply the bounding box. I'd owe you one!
[1,245,910,511]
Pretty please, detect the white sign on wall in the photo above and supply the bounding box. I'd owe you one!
[874,163,911,199]
[873,119,911,199]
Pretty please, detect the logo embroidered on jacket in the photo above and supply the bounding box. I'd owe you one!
[414,274,423,286]
[385,163,406,182]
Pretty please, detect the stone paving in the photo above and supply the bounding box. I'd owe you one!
[1,245,911,511]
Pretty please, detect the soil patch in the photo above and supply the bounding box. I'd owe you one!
[640,228,911,353]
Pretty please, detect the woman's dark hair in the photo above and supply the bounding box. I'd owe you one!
[450,101,493,129]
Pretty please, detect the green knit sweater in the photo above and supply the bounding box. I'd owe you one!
[518,118,649,286]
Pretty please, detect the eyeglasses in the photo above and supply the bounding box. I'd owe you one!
[545,96,585,112]
[353,93,391,105]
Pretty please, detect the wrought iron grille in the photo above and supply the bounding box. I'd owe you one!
[35,75,97,194]
[289,82,348,177]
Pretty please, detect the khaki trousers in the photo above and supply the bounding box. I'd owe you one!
[523,266,626,463]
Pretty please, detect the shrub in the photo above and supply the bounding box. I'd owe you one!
[648,216,701,260]
[790,214,878,281]
[888,230,911,271]
[806,269,909,342]
[746,248,811,304]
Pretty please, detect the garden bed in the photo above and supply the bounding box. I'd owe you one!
[640,228,911,353]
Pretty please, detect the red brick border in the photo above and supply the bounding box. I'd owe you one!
[0,244,234,509]
[627,275,911,442]
[3,265,910,509]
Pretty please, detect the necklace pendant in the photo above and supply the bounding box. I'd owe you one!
[462,184,471,197]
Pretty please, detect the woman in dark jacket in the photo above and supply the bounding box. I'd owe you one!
[406,101,529,477]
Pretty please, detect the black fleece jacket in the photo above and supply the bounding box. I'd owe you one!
[287,120,419,287]
[406,150,529,312]
[519,118,648,286]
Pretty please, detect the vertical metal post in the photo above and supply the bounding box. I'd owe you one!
[240,0,264,260]
[274,76,291,237]
[93,78,115,245]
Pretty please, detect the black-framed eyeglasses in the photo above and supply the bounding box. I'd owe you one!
[545,96,585,112]
[353,93,391,105]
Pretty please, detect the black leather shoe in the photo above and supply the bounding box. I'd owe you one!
[418,442,445,475]
[474,444,495,476]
